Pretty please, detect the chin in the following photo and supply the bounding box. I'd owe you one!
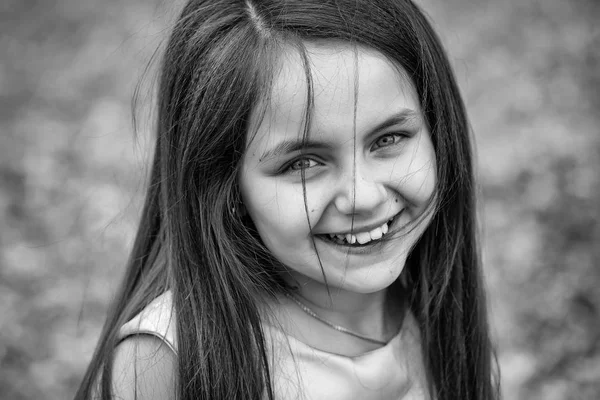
[314,257,407,294]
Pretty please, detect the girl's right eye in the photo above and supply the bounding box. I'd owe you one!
[284,157,321,173]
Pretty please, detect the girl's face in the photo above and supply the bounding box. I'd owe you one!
[240,43,436,294]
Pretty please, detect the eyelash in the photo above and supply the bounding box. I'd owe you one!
[371,132,408,150]
[281,132,409,174]
[283,157,322,173]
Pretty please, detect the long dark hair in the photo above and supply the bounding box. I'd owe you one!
[76,0,499,399]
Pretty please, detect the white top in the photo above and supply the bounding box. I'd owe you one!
[119,291,429,399]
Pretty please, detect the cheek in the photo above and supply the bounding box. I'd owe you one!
[409,161,437,202]
[242,180,313,242]
[395,139,437,204]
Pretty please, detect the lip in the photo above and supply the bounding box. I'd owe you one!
[315,234,387,255]
[314,209,405,254]
[321,209,405,236]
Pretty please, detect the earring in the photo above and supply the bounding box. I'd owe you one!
[231,203,247,217]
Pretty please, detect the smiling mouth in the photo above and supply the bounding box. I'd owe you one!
[317,210,404,247]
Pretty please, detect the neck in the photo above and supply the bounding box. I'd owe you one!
[295,281,392,337]
[270,273,407,355]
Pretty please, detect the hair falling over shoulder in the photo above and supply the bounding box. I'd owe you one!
[76,1,500,399]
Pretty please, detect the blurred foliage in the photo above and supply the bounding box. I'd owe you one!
[0,0,598,399]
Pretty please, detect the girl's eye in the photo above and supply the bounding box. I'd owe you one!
[286,157,320,172]
[372,133,405,150]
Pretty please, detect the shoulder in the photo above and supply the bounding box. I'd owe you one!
[112,291,178,400]
[111,335,177,400]
[119,291,177,353]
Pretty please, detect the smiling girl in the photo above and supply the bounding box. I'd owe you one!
[76,1,499,399]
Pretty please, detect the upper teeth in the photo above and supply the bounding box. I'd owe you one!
[328,220,391,245]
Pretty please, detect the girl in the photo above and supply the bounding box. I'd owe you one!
[76,0,499,399]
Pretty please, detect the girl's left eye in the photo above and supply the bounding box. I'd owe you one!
[285,157,321,173]
[372,133,406,150]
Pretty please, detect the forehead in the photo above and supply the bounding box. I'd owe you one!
[247,42,420,152]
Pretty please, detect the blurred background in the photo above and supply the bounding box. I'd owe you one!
[0,0,598,399]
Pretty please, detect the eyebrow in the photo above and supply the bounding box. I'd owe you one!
[258,109,422,162]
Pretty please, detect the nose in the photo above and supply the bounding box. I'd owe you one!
[333,165,387,216]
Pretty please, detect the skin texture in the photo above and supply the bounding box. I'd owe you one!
[240,42,436,350]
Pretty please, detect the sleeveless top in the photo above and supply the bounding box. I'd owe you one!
[119,291,430,399]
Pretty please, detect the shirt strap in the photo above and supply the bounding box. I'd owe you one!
[118,291,177,354]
